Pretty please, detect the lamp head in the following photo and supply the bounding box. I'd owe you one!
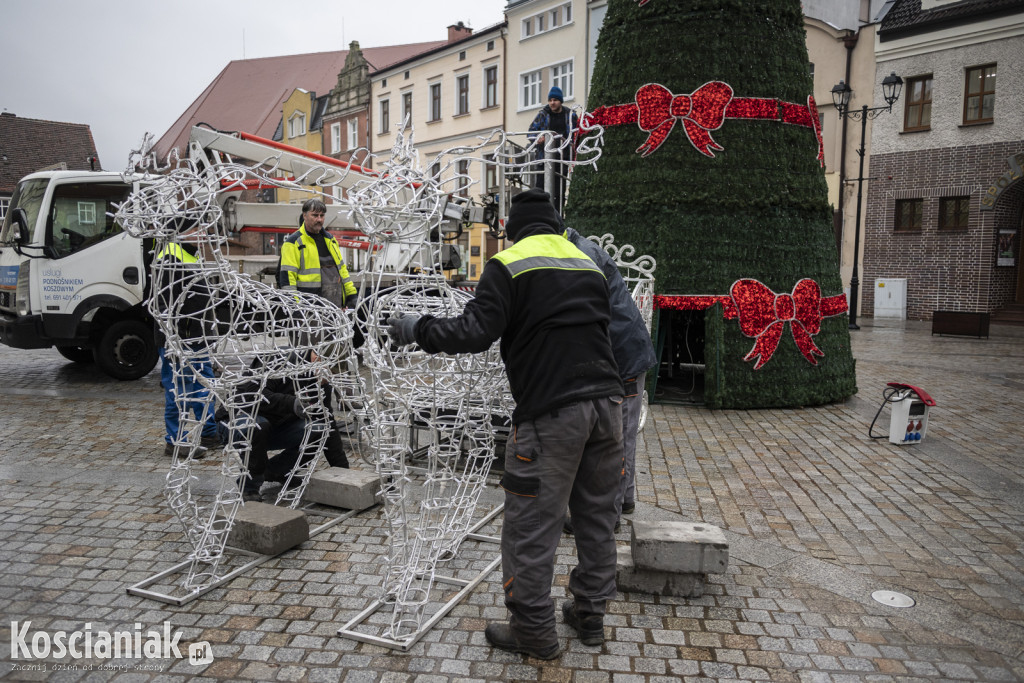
[831,80,852,115]
[881,72,903,107]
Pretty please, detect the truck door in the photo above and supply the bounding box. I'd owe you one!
[37,181,143,329]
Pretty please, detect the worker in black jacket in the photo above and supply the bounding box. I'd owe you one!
[387,189,623,659]
[216,353,349,503]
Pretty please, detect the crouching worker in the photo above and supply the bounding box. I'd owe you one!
[217,354,349,504]
[387,189,623,659]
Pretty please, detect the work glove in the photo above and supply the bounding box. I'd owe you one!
[387,315,420,346]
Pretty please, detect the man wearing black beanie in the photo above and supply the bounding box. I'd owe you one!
[388,189,623,659]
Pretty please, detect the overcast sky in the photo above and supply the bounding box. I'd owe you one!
[2,0,507,171]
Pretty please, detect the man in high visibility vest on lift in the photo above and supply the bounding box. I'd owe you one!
[277,199,358,309]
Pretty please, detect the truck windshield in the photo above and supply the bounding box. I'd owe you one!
[0,179,49,244]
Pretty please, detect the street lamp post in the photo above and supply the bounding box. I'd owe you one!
[831,72,903,330]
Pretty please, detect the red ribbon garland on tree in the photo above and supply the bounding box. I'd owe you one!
[654,278,848,369]
[582,81,824,166]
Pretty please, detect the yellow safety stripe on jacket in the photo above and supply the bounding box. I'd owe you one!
[491,233,604,279]
[279,225,356,297]
[156,243,198,263]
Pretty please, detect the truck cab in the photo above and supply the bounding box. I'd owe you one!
[0,170,158,379]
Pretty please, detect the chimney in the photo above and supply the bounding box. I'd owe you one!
[448,21,472,43]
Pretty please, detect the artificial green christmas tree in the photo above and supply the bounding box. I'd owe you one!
[565,0,856,408]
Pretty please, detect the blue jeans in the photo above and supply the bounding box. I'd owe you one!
[160,347,217,444]
[219,415,308,493]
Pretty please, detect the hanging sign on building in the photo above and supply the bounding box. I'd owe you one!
[981,153,1024,211]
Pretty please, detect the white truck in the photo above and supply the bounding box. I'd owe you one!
[0,171,158,379]
[0,126,493,380]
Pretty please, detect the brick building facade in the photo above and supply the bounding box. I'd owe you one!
[862,0,1024,321]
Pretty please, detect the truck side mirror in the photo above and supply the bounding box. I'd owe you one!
[10,208,30,245]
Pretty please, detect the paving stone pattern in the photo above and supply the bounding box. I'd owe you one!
[1,320,1023,681]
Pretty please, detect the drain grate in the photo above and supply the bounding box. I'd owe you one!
[871,590,916,607]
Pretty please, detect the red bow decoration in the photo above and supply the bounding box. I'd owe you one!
[637,0,652,5]
[635,82,733,157]
[732,278,825,370]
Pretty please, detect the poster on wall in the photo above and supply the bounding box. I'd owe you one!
[997,229,1016,267]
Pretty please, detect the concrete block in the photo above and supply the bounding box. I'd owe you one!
[616,547,706,598]
[631,520,728,574]
[228,502,308,556]
[303,467,380,511]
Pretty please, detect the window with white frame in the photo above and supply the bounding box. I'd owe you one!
[288,112,306,138]
[347,119,358,150]
[484,65,498,108]
[77,201,96,225]
[0,197,8,222]
[521,70,542,108]
[551,60,574,99]
[402,91,413,126]
[456,74,470,115]
[522,17,533,38]
[331,122,341,153]
[379,99,390,133]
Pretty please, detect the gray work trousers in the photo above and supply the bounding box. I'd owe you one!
[499,395,623,641]
[617,373,646,508]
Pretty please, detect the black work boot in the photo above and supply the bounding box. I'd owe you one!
[562,600,605,646]
[484,622,560,660]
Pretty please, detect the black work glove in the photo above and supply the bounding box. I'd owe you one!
[387,315,420,346]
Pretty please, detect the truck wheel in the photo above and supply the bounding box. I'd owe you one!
[95,319,158,380]
[57,345,95,364]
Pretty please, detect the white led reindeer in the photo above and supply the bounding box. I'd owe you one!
[117,164,355,589]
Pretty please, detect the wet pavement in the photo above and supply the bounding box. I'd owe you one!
[1,318,1023,682]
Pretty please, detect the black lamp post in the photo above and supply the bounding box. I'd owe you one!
[831,72,903,329]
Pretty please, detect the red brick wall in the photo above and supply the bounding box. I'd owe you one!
[862,141,1024,320]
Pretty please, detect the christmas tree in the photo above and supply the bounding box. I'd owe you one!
[565,0,856,409]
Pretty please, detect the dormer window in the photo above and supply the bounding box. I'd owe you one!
[288,112,306,138]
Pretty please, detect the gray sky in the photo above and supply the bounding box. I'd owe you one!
[2,0,507,171]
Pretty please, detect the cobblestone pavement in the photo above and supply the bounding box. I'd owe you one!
[1,319,1023,682]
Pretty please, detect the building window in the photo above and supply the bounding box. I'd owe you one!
[537,13,547,32]
[404,70,410,79]
[938,196,970,231]
[331,122,342,153]
[77,201,96,225]
[288,112,306,138]
[381,78,387,87]
[484,154,498,192]
[0,197,9,221]
[522,17,533,38]
[521,70,542,108]
[894,199,923,232]
[429,83,442,121]
[551,60,574,99]
[484,65,498,108]
[459,50,466,61]
[347,119,358,150]
[402,91,413,126]
[964,63,996,124]
[379,99,390,133]
[904,75,932,131]
[430,161,442,182]
[457,159,471,197]
[551,8,561,28]
[487,40,495,51]
[456,74,470,115]
[564,2,572,23]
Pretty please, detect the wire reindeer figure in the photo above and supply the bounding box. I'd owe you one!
[116,162,355,590]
